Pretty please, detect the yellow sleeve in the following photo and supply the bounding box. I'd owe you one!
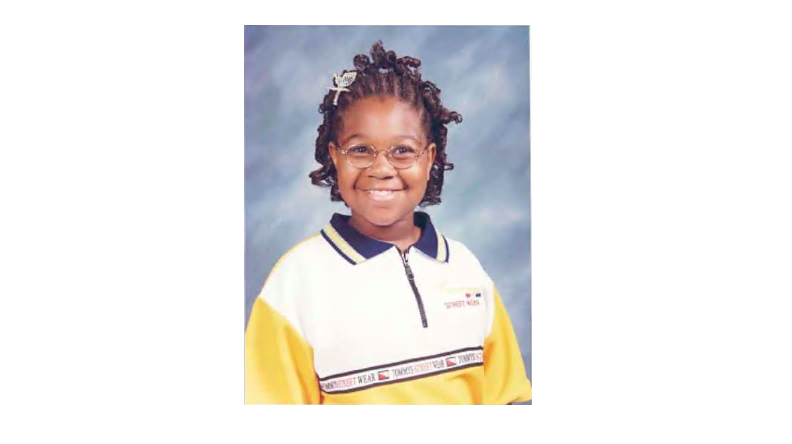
[244,258,321,404]
[245,298,320,404]
[483,286,532,404]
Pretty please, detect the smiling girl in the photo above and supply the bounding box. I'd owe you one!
[245,41,531,404]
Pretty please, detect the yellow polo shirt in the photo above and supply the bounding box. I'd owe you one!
[245,211,531,404]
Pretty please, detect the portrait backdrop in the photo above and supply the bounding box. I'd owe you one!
[244,25,531,380]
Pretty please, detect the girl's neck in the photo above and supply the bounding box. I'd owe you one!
[348,211,421,253]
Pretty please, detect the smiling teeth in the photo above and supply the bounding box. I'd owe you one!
[369,190,394,196]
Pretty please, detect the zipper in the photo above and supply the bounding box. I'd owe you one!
[400,248,428,328]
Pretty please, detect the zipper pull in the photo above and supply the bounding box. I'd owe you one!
[401,250,413,279]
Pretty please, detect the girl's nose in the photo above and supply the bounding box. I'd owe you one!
[366,150,396,178]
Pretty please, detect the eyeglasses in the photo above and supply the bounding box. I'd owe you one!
[335,143,430,170]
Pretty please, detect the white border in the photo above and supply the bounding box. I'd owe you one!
[2,4,792,443]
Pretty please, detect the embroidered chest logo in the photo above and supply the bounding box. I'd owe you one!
[442,287,483,309]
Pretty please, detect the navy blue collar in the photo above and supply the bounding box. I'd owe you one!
[320,211,450,265]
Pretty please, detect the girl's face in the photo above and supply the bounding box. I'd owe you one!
[329,96,436,227]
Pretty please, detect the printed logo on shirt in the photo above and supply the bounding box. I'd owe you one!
[442,287,484,309]
[318,347,484,394]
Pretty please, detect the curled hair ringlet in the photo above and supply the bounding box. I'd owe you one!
[309,40,462,207]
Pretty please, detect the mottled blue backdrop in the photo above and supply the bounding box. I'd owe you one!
[245,26,531,380]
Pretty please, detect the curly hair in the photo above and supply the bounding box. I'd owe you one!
[309,41,462,207]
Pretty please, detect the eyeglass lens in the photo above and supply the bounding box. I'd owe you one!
[345,146,421,169]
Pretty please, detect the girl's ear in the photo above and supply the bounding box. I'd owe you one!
[328,141,339,168]
[426,143,436,181]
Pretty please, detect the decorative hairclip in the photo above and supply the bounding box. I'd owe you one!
[330,71,357,106]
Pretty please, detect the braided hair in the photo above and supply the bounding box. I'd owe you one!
[309,41,462,207]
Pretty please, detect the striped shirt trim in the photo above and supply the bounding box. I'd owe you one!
[318,346,483,394]
[436,229,449,263]
[322,223,366,264]
[320,230,356,265]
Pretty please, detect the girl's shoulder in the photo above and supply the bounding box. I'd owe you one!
[441,235,486,270]
[439,235,495,292]
[258,233,326,301]
[270,232,326,272]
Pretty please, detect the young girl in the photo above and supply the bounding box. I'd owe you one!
[245,41,531,404]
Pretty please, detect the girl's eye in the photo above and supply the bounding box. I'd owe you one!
[391,146,417,158]
[348,146,370,154]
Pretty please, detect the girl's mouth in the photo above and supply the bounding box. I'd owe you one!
[360,188,403,202]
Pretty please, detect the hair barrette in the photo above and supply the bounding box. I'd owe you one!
[329,71,357,106]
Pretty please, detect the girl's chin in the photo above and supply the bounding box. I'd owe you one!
[353,207,412,227]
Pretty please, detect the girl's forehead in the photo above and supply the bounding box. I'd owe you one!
[338,96,425,141]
